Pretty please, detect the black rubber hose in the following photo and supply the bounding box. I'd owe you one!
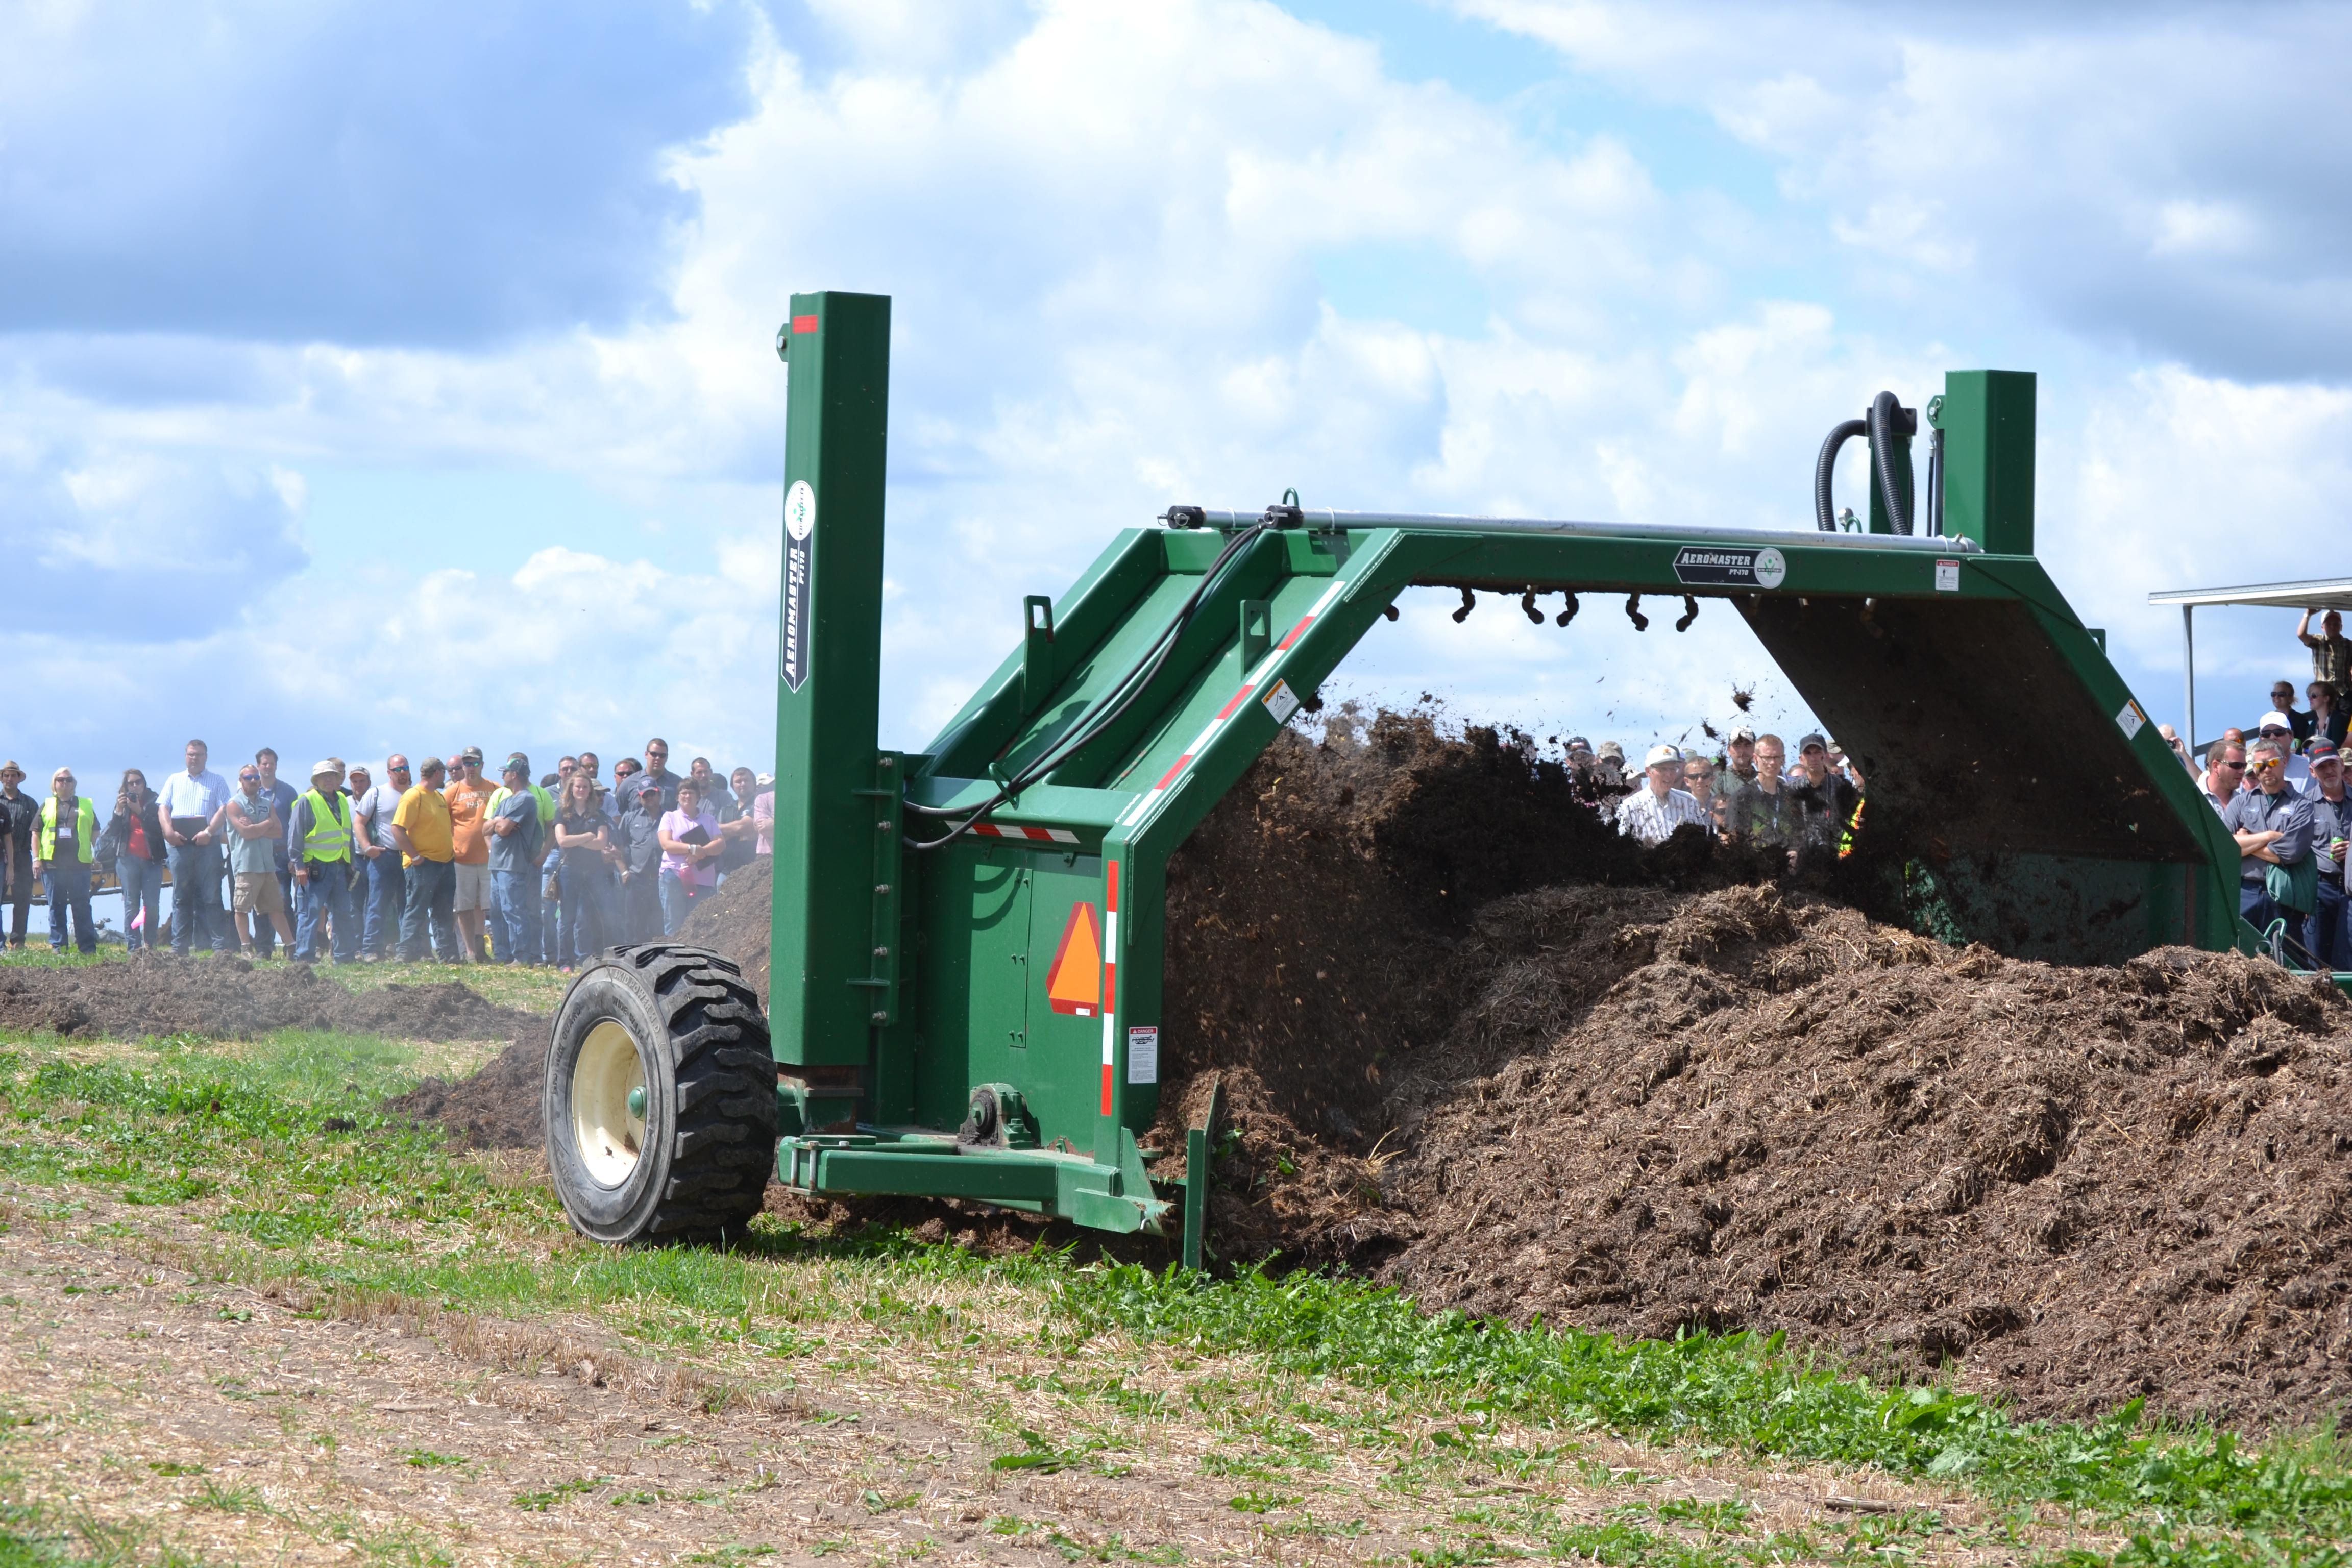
[901,521,1273,850]
[1814,418,1867,531]
[1868,390,1913,534]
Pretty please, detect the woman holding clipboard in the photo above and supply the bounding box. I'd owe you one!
[655,780,724,936]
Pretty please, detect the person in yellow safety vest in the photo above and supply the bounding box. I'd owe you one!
[36,767,101,955]
[289,760,359,964]
[485,752,557,965]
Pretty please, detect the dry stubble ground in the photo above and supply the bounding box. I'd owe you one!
[0,1028,2077,1568]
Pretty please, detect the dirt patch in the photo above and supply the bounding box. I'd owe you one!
[388,1031,549,1150]
[0,954,536,1043]
[679,856,774,1002]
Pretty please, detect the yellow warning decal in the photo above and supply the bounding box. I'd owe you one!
[1046,902,1102,1016]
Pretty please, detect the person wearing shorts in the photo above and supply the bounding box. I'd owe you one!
[444,746,496,961]
[225,766,295,956]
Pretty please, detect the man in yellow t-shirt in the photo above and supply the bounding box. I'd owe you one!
[389,756,459,962]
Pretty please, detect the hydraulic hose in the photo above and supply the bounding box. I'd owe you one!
[1925,424,1945,538]
[1867,390,1914,535]
[901,519,1275,851]
[1814,418,1867,531]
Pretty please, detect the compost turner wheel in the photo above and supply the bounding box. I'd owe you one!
[543,943,779,1243]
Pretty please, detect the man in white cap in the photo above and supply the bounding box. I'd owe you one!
[0,761,35,950]
[1613,744,1712,846]
[2255,710,2313,794]
[289,760,358,964]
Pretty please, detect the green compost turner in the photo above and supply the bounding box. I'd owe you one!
[540,289,2257,1259]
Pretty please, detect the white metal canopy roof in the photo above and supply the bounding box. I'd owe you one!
[2148,577,2352,612]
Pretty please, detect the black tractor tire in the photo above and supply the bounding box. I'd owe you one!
[543,943,779,1243]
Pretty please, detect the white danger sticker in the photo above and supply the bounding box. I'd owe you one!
[1126,1026,1159,1084]
[1934,559,1961,593]
[2116,699,2147,741]
[1262,679,1301,724]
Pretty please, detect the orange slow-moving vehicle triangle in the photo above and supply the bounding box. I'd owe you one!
[1046,902,1102,1016]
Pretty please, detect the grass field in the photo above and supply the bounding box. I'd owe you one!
[0,994,2344,1564]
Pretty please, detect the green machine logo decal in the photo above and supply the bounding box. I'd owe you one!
[782,479,815,691]
[1672,544,1785,590]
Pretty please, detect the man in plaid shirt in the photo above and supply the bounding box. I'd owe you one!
[1613,744,1713,846]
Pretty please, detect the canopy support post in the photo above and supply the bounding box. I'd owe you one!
[2183,603,2196,754]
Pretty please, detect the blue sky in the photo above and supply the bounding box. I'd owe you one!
[5,0,2349,791]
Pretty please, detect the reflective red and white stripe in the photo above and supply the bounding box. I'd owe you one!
[969,823,1080,844]
[1099,860,1121,1116]
[1115,581,1350,830]
[1275,580,1345,653]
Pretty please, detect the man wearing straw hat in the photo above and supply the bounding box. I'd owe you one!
[290,760,359,965]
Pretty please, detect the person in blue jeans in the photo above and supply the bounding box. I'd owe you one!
[157,740,232,955]
[36,769,101,955]
[656,781,723,936]
[550,771,616,969]
[351,756,411,961]
[484,758,544,965]
[290,760,360,964]
[103,769,168,952]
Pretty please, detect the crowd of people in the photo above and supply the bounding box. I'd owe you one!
[1567,606,2352,971]
[0,740,774,968]
[1562,725,1864,873]
[2144,607,2352,971]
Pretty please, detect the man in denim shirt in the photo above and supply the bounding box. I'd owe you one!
[2304,741,2352,971]
[2225,737,2315,954]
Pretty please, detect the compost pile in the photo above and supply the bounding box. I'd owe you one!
[654,707,2352,1427]
[387,1028,550,1150]
[0,954,534,1043]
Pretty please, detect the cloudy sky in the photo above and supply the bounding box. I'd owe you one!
[6,0,2348,790]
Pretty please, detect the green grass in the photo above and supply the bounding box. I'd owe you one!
[0,1032,2345,1568]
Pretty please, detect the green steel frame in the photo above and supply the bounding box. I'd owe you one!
[765,290,2250,1263]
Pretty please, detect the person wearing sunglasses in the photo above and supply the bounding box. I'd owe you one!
[2226,737,2315,955]
[102,768,168,952]
[2200,741,2247,815]
[2254,710,2313,794]
[35,768,101,955]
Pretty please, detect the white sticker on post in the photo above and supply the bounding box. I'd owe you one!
[2116,699,2146,741]
[1126,1026,1159,1084]
[1934,559,1961,593]
[1262,679,1301,724]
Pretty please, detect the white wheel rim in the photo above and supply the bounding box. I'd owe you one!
[573,1020,648,1188]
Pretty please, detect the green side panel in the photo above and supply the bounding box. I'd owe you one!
[910,843,1034,1131]
[1023,850,1109,1154]
[1939,371,2037,556]
[1901,854,2197,964]
[770,290,894,1070]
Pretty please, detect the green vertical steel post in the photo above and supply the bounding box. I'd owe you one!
[771,291,894,1069]
[1938,371,2037,555]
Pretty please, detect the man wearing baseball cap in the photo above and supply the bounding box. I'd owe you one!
[1787,732,1860,870]
[2256,711,2313,793]
[0,761,35,950]
[2305,739,2352,970]
[289,760,358,964]
[1721,725,1758,787]
[1612,744,1712,846]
